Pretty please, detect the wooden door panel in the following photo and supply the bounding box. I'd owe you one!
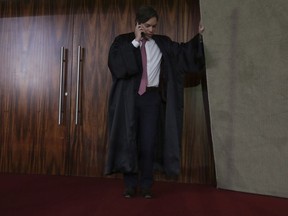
[0,0,74,174]
[0,0,215,184]
[69,0,114,176]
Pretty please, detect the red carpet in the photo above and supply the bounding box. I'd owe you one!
[0,173,287,216]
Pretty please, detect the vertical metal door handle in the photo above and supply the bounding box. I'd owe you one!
[75,46,82,125]
[58,47,66,125]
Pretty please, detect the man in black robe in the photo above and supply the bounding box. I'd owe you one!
[106,5,205,198]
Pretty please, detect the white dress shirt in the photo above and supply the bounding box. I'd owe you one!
[132,38,162,87]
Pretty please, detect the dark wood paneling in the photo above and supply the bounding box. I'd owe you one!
[177,0,216,184]
[0,0,215,185]
[0,0,74,174]
[68,0,114,176]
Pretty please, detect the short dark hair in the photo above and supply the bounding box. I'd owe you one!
[135,5,158,24]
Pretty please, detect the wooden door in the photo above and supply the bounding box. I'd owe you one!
[0,0,215,184]
[0,0,74,174]
[68,0,113,176]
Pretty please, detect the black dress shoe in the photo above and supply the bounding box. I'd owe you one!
[141,188,152,199]
[123,188,136,198]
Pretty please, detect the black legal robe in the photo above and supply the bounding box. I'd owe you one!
[105,32,205,176]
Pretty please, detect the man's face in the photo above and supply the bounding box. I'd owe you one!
[141,17,158,38]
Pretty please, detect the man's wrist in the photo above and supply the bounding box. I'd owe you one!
[132,39,140,48]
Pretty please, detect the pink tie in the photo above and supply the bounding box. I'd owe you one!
[138,39,147,95]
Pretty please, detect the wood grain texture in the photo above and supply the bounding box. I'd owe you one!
[68,0,113,176]
[0,0,215,185]
[0,0,74,174]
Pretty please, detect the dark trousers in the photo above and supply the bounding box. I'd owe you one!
[124,89,161,189]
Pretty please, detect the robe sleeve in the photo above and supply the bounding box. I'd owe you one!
[108,35,140,79]
[169,33,205,73]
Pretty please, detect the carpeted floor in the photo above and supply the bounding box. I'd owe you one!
[0,173,287,216]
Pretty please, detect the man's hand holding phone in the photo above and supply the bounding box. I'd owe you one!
[135,22,144,41]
